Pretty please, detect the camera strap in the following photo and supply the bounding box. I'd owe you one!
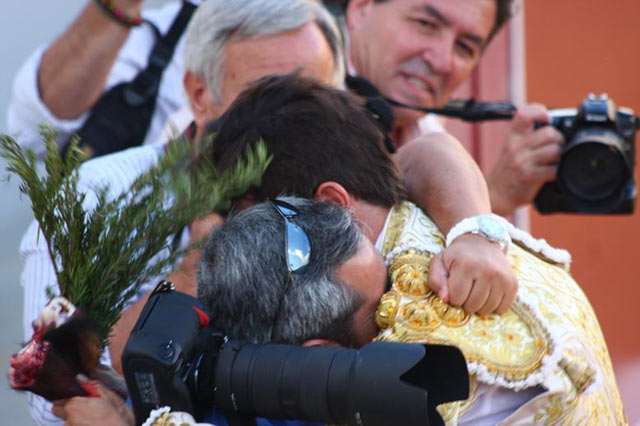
[62,1,198,160]
[384,97,517,122]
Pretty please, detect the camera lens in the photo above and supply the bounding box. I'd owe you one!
[213,341,468,426]
[559,129,628,202]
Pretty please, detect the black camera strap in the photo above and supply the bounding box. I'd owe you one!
[384,96,517,122]
[62,1,197,160]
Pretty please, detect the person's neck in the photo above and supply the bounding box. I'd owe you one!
[391,111,422,148]
[353,202,392,244]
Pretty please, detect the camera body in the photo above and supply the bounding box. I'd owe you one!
[534,94,637,214]
[121,282,222,422]
[122,283,470,426]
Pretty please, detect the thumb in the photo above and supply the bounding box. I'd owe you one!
[428,253,450,302]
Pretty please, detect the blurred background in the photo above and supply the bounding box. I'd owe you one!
[1,1,638,424]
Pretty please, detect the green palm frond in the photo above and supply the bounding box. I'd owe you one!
[1,128,271,346]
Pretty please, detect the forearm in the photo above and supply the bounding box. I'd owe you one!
[38,1,141,119]
[396,133,491,234]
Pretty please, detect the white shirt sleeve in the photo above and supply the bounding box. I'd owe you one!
[5,1,187,159]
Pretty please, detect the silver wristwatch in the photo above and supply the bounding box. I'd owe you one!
[445,215,511,253]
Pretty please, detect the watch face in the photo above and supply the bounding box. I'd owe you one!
[478,216,506,241]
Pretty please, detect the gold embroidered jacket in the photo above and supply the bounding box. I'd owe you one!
[375,202,627,425]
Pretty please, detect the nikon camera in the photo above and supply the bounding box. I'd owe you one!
[534,94,637,214]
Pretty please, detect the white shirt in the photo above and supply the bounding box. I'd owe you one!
[6,1,189,159]
[20,144,176,426]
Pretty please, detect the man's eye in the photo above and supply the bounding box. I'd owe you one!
[412,18,437,30]
[456,41,477,58]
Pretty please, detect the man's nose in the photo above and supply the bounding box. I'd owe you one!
[422,35,454,75]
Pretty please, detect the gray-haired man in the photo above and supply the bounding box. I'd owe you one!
[19,2,514,425]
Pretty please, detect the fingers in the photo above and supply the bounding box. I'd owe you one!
[440,235,518,315]
[461,278,489,314]
[525,125,564,151]
[446,260,473,308]
[495,277,518,314]
[427,253,450,302]
[529,139,563,165]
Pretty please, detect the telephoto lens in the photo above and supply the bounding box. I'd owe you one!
[124,285,469,426]
[209,341,468,426]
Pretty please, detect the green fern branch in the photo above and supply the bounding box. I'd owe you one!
[1,129,271,347]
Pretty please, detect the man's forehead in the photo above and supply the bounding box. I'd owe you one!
[225,22,336,86]
[393,0,496,44]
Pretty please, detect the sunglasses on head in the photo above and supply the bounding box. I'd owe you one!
[269,199,311,341]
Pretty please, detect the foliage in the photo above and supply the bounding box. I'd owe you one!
[0,128,270,347]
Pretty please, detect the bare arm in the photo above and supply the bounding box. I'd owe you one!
[396,133,517,315]
[38,0,143,119]
[396,132,491,234]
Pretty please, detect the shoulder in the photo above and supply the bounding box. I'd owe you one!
[141,1,184,33]
[76,144,165,199]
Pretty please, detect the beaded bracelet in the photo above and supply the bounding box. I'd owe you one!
[92,0,143,27]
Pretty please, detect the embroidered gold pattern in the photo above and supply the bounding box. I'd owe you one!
[380,201,413,257]
[378,249,550,382]
[374,203,628,425]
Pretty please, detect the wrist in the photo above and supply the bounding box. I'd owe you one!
[446,214,511,254]
[487,177,517,217]
[91,0,143,27]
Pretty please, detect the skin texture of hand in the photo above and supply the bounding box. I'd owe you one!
[487,104,565,216]
[428,234,518,315]
[51,376,134,426]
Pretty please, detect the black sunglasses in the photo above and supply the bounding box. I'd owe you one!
[269,199,311,340]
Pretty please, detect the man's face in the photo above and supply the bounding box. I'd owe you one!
[347,0,496,124]
[212,22,336,118]
[336,238,388,347]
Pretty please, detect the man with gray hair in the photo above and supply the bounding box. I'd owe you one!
[7,0,343,156]
[18,2,515,425]
[198,198,383,349]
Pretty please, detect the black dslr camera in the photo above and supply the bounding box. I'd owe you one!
[122,283,469,426]
[534,94,637,214]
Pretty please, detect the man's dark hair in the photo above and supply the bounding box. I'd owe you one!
[368,0,514,41]
[209,73,403,208]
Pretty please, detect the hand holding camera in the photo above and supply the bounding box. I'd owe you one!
[487,104,565,216]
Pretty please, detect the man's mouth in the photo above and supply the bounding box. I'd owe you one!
[407,76,430,92]
[401,74,437,105]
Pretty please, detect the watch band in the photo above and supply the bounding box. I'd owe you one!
[446,214,511,253]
